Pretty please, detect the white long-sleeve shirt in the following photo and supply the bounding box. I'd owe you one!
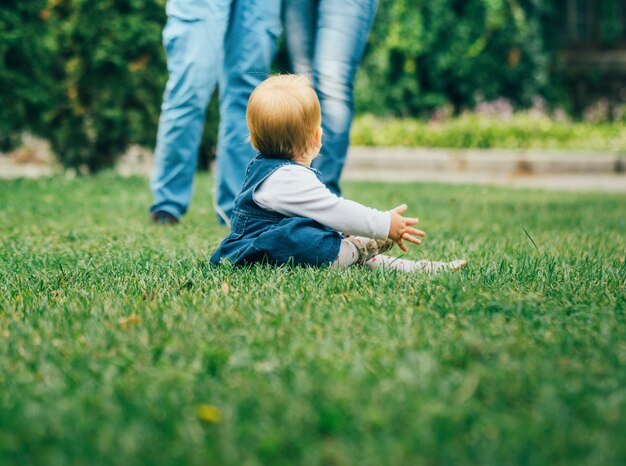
[253,164,391,239]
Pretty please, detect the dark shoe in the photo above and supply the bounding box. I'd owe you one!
[151,210,179,225]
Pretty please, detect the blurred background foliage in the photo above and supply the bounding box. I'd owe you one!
[0,1,51,151]
[355,0,558,115]
[1,0,624,171]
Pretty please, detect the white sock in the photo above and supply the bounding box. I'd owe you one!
[364,255,467,273]
[331,239,360,268]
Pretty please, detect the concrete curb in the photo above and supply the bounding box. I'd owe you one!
[344,147,626,175]
[2,148,626,192]
[0,156,56,179]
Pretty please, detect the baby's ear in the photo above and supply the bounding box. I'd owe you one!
[314,126,323,147]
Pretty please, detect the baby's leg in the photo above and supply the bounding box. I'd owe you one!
[331,237,467,273]
[365,255,467,273]
[344,236,394,264]
[331,239,360,268]
[331,236,394,268]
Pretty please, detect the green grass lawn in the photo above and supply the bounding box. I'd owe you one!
[1,174,625,466]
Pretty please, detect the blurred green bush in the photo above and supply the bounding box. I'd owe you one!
[1,0,219,171]
[0,1,51,151]
[355,0,559,116]
[0,0,620,171]
[43,0,168,171]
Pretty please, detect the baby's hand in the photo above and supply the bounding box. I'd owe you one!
[388,204,426,252]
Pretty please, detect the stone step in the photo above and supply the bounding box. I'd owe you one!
[344,147,626,175]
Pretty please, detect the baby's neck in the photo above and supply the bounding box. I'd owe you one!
[291,151,317,167]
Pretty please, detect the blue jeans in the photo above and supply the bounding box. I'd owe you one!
[283,0,377,196]
[150,0,281,221]
[214,0,282,223]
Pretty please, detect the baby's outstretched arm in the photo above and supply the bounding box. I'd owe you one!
[254,165,391,239]
[387,204,425,252]
[255,164,430,247]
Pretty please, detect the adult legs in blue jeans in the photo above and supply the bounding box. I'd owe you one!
[150,0,232,220]
[283,0,377,196]
[214,0,282,224]
[151,0,280,223]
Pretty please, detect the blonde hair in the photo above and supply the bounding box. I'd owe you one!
[247,75,321,159]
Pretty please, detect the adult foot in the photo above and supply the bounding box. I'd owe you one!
[151,211,179,225]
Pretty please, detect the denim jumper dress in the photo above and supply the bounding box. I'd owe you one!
[210,155,342,267]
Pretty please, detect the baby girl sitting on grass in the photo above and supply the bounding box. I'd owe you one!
[211,75,466,273]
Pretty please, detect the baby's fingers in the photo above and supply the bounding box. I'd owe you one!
[405,227,426,237]
[396,238,408,252]
[403,217,420,226]
[392,204,408,215]
[401,233,422,246]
